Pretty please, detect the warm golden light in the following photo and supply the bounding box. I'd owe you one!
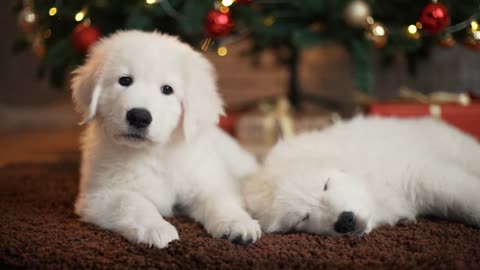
[49,7,57,16]
[222,0,235,7]
[146,0,157,4]
[25,13,36,23]
[217,47,228,56]
[373,24,385,36]
[219,6,230,13]
[366,16,374,25]
[471,21,479,32]
[263,16,275,26]
[407,24,418,34]
[75,11,85,22]
[474,31,480,40]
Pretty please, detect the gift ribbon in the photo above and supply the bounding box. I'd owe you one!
[429,104,442,118]
[399,87,471,106]
[399,87,473,118]
[260,97,295,144]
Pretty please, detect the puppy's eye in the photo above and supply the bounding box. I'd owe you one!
[118,76,133,87]
[324,178,330,191]
[161,85,174,95]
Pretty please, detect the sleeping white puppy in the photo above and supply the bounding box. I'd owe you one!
[244,116,480,235]
[72,30,261,248]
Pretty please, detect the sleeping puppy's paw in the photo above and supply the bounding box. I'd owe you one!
[133,221,179,249]
[208,218,262,244]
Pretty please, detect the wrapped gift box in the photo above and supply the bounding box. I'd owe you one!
[218,99,335,159]
[219,108,339,160]
[235,112,334,159]
[368,102,480,140]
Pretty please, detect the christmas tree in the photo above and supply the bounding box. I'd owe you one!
[13,0,480,107]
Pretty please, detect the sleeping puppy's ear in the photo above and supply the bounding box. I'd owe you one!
[182,51,224,141]
[71,47,104,125]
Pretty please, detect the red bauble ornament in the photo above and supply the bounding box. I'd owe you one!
[419,2,450,34]
[72,23,101,54]
[205,10,234,38]
[218,112,239,136]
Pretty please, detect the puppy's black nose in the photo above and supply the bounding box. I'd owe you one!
[334,211,356,234]
[126,108,152,129]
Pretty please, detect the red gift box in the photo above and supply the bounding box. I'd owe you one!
[368,102,480,140]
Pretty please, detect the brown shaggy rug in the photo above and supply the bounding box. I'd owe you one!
[1,162,480,269]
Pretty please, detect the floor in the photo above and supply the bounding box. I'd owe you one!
[0,128,81,166]
[1,129,480,269]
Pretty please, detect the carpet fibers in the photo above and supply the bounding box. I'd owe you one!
[1,162,480,269]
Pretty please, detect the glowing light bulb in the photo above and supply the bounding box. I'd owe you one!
[75,11,85,22]
[217,47,228,56]
[25,13,36,23]
[471,21,479,32]
[49,7,57,16]
[373,24,385,36]
[407,24,418,34]
[366,16,374,25]
[222,0,234,7]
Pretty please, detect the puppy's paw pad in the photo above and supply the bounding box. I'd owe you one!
[137,222,179,249]
[210,218,261,245]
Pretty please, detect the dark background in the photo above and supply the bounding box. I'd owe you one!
[1,0,480,130]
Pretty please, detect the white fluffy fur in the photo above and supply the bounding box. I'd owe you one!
[244,116,480,235]
[72,30,261,248]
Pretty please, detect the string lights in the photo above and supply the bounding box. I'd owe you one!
[48,7,57,16]
[15,0,480,61]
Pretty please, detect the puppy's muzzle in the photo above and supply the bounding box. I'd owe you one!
[126,108,152,129]
[334,211,356,234]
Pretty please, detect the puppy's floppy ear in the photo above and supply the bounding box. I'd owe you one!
[71,50,104,125]
[182,51,224,141]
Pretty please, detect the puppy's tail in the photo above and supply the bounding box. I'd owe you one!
[213,128,259,181]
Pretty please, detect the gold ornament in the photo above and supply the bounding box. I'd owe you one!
[438,34,456,48]
[344,0,371,28]
[464,22,480,51]
[365,22,388,48]
[18,6,37,33]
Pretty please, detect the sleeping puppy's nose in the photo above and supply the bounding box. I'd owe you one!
[126,108,152,129]
[334,211,356,234]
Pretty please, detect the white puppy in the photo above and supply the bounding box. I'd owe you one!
[72,30,261,248]
[244,116,480,235]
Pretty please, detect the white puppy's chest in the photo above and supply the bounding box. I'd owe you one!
[131,157,177,216]
[84,146,178,216]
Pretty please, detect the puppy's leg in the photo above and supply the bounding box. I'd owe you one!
[188,190,261,244]
[412,161,480,226]
[76,190,179,248]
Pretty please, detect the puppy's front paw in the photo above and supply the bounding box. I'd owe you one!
[135,221,179,248]
[208,218,261,244]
